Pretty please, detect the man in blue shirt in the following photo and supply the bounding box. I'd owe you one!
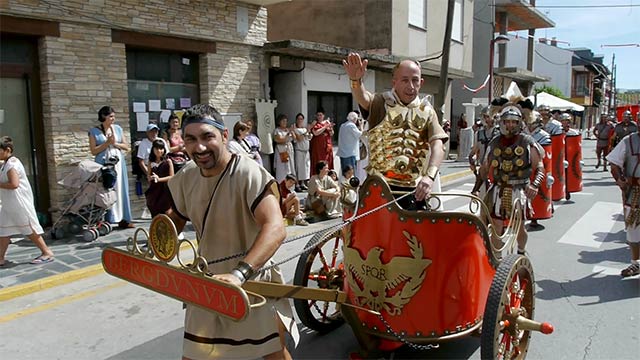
[337,111,363,174]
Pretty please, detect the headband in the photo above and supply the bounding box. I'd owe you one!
[182,115,226,131]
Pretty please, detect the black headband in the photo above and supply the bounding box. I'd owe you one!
[182,115,225,131]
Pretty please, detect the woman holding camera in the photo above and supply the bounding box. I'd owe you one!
[88,106,134,229]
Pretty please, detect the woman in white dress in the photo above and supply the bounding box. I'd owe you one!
[292,113,312,190]
[273,114,296,182]
[0,136,54,266]
[228,121,261,164]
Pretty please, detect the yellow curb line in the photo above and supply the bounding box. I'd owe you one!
[0,242,191,302]
[441,169,473,184]
[0,281,126,323]
[0,263,105,302]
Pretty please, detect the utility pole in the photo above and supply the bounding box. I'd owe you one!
[609,53,615,113]
[613,62,617,116]
[435,0,455,124]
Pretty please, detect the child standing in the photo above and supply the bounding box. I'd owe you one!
[145,139,175,217]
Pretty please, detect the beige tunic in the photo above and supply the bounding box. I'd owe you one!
[169,155,295,359]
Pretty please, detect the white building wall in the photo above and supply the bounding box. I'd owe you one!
[273,61,376,123]
[501,37,573,97]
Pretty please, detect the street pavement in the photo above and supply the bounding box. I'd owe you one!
[0,154,472,295]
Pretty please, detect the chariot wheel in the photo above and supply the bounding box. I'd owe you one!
[293,230,346,333]
[481,254,535,360]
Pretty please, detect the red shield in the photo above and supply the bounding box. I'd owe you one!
[343,176,495,350]
[551,133,566,201]
[565,134,583,193]
[530,143,553,219]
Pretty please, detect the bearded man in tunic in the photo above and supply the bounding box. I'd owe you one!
[342,53,448,209]
[167,104,296,360]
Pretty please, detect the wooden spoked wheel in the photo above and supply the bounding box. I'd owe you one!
[481,254,535,359]
[293,230,346,333]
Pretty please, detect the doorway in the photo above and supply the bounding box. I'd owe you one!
[307,91,352,143]
[0,35,49,223]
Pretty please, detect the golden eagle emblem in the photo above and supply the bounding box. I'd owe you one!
[344,230,431,316]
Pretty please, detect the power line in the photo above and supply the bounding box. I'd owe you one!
[535,49,571,66]
[492,4,640,8]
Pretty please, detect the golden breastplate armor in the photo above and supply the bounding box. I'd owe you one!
[367,102,432,187]
[489,140,531,186]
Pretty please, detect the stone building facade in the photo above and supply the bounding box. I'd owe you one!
[0,0,269,222]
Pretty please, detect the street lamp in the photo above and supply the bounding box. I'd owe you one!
[488,34,510,103]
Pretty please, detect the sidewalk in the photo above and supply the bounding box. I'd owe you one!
[0,162,472,300]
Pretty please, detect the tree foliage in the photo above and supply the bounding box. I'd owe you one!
[534,85,568,100]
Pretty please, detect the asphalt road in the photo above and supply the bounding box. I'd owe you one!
[1,139,638,359]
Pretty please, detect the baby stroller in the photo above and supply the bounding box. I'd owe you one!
[51,159,117,242]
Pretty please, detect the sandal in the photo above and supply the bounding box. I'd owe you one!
[30,255,54,265]
[621,263,640,277]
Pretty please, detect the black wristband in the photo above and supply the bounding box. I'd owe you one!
[234,261,256,281]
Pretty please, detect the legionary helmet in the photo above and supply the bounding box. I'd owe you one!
[491,94,534,137]
[528,110,543,131]
[480,106,492,125]
[623,110,632,120]
[498,105,524,136]
[537,104,551,113]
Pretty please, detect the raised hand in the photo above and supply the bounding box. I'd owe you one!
[342,52,368,81]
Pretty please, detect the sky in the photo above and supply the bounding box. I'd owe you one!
[527,0,640,90]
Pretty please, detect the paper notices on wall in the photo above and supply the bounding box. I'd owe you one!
[165,98,175,110]
[149,100,161,112]
[159,110,172,123]
[133,102,146,113]
[179,98,191,108]
[136,112,149,131]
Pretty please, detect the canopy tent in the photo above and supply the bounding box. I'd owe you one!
[528,92,584,112]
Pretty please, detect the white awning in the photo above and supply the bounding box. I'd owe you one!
[529,92,585,112]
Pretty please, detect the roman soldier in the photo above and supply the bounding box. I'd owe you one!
[479,96,544,255]
[606,131,640,277]
[469,106,500,196]
[613,110,638,147]
[538,104,563,136]
[593,113,615,171]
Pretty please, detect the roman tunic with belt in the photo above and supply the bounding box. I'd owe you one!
[168,155,296,359]
[594,121,614,149]
[607,133,640,238]
[364,91,448,188]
